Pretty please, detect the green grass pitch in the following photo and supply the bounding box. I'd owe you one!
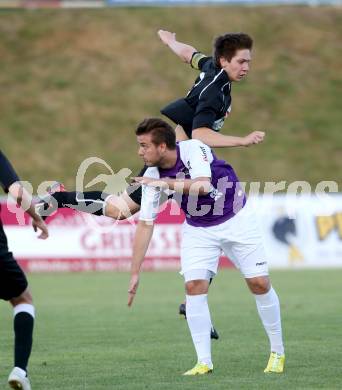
[0,269,341,389]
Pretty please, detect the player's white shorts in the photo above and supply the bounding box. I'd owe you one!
[180,200,269,279]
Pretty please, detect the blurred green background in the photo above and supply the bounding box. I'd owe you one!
[0,6,341,190]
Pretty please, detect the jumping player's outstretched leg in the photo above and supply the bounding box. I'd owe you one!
[37,182,141,220]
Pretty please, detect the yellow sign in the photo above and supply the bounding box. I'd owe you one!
[316,213,342,240]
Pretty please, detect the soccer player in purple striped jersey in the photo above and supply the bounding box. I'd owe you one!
[127,118,285,376]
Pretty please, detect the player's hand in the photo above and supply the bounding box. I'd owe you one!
[128,273,140,307]
[242,131,265,146]
[158,30,176,46]
[132,177,168,189]
[32,217,49,239]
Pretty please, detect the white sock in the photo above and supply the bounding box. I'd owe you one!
[13,303,35,318]
[254,287,284,355]
[13,367,26,376]
[185,294,212,368]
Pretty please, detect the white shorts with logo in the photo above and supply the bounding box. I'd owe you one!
[180,201,269,279]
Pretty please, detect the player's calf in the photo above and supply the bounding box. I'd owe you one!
[179,302,219,340]
[8,294,35,390]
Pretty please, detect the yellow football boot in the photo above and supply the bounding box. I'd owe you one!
[183,362,213,376]
[264,352,285,373]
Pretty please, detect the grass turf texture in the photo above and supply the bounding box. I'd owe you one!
[0,269,341,389]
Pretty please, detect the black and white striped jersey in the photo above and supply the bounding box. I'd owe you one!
[161,52,232,138]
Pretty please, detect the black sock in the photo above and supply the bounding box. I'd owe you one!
[14,312,34,372]
[49,191,108,216]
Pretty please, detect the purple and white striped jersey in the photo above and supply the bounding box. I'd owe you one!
[139,140,246,227]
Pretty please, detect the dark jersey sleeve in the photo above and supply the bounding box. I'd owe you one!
[190,52,212,71]
[0,151,20,193]
[192,87,223,131]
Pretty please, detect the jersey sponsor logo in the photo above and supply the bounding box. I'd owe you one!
[179,166,190,177]
[209,185,223,201]
[199,146,208,162]
[255,261,267,266]
[212,117,225,131]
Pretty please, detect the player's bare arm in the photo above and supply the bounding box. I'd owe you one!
[132,176,211,196]
[158,29,197,64]
[175,120,264,148]
[128,220,154,307]
[8,182,49,239]
[192,127,265,148]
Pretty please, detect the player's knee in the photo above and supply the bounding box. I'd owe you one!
[105,204,126,220]
[246,276,270,295]
[116,212,128,221]
[105,195,138,220]
[10,288,33,306]
[185,280,209,295]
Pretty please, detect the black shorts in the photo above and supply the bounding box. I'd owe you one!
[161,98,194,138]
[0,221,28,301]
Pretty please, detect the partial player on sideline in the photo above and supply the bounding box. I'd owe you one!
[0,150,49,390]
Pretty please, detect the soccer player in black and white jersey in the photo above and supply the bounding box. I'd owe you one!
[158,29,264,147]
[0,151,49,390]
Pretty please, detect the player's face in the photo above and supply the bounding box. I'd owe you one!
[137,134,164,166]
[220,49,251,82]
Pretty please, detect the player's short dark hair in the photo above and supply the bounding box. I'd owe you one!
[213,33,253,66]
[135,118,176,150]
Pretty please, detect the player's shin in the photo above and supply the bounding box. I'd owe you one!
[13,303,35,372]
[39,191,107,217]
[254,287,284,355]
[185,294,213,368]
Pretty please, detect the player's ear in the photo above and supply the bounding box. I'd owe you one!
[159,143,167,153]
[219,56,229,68]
